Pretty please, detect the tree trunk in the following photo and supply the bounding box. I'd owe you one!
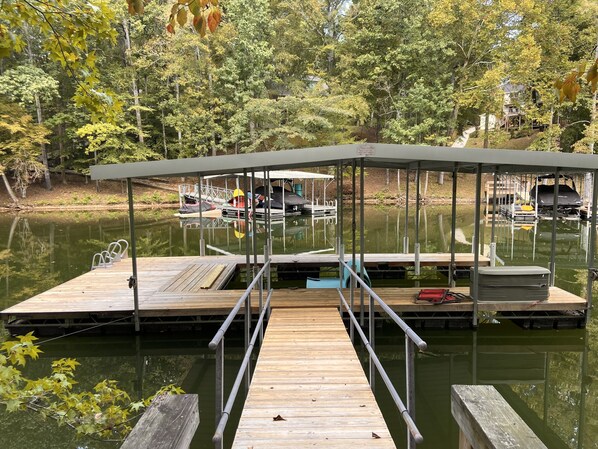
[58,124,66,184]
[161,108,168,158]
[35,94,52,190]
[132,78,144,144]
[122,18,144,144]
[175,79,182,146]
[1,172,20,206]
[209,72,217,157]
[437,172,444,185]
[483,110,490,148]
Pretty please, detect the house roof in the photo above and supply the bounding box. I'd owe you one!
[90,143,598,180]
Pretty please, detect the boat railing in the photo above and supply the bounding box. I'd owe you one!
[208,255,271,449]
[91,239,129,270]
[338,258,427,449]
[179,183,234,205]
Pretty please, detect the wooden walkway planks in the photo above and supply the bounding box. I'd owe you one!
[232,307,395,449]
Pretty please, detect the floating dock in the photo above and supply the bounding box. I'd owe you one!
[0,254,587,332]
[232,307,395,448]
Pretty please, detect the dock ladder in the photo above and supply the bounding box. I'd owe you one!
[91,239,129,270]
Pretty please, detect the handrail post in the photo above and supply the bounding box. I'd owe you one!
[404,167,410,253]
[215,338,224,449]
[406,335,416,449]
[198,173,205,257]
[550,168,560,286]
[127,177,140,332]
[369,270,375,389]
[450,163,458,287]
[360,157,365,327]
[586,170,597,324]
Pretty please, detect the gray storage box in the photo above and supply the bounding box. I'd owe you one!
[471,266,550,302]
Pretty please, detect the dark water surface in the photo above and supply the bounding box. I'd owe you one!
[0,206,596,448]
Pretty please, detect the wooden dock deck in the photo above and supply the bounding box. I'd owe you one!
[0,254,587,330]
[232,307,395,448]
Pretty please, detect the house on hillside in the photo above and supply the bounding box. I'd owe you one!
[480,83,542,132]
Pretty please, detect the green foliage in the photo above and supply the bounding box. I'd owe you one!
[226,94,369,152]
[0,66,59,108]
[0,0,120,121]
[0,332,184,440]
[0,102,49,197]
[0,0,595,179]
[76,122,160,165]
[528,125,563,152]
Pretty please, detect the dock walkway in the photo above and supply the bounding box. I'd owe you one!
[232,307,395,448]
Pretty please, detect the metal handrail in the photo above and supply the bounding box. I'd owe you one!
[209,260,271,350]
[209,258,271,449]
[337,292,424,444]
[338,258,426,448]
[211,289,273,448]
[339,259,427,350]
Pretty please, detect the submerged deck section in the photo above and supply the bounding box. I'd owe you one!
[233,307,395,449]
[0,254,587,330]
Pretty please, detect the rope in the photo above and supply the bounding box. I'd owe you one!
[37,315,134,346]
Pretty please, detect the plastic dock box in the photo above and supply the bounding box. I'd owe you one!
[471,266,550,302]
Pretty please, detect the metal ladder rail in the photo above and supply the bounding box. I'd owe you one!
[91,239,129,270]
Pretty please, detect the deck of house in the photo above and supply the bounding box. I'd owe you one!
[0,254,587,331]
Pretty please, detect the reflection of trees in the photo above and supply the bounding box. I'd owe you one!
[136,231,171,257]
[2,219,61,307]
[511,351,585,449]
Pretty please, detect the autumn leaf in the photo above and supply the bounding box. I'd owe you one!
[273,414,286,421]
[587,59,598,93]
[193,14,203,34]
[207,11,218,33]
[177,8,188,27]
[372,432,381,439]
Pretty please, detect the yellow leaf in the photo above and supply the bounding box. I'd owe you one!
[177,8,188,27]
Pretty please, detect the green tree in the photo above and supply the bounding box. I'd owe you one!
[225,93,368,152]
[0,332,183,440]
[338,0,453,143]
[0,0,120,121]
[0,66,59,189]
[0,102,49,203]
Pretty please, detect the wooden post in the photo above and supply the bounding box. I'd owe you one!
[121,394,199,449]
[451,385,547,449]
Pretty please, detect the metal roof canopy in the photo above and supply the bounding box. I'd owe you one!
[90,143,598,180]
[203,169,334,180]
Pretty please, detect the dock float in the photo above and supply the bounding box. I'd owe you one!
[232,307,395,448]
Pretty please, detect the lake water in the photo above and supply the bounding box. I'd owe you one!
[0,206,596,449]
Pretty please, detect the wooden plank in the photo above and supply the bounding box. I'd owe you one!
[195,264,227,290]
[233,308,395,449]
[121,394,199,449]
[451,385,547,449]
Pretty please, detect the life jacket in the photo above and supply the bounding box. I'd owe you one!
[416,289,467,305]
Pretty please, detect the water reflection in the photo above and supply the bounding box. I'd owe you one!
[0,207,597,449]
[375,322,589,449]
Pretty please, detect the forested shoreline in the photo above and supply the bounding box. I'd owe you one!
[0,0,596,205]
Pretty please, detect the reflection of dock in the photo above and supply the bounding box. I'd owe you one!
[1,254,588,332]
